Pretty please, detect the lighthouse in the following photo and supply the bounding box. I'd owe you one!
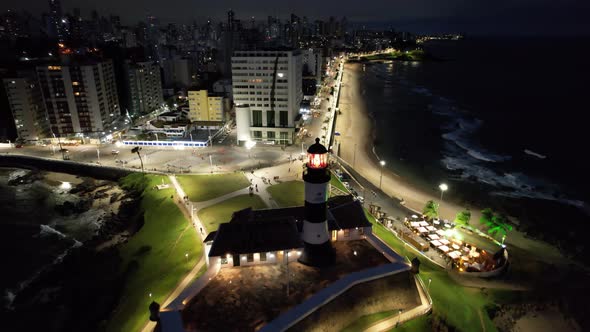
[298,138,336,267]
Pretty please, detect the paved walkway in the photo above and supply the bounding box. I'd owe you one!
[260,262,411,332]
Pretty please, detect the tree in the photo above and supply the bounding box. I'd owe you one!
[488,214,513,239]
[454,210,471,226]
[479,208,513,240]
[479,208,494,227]
[423,200,438,220]
[131,146,144,172]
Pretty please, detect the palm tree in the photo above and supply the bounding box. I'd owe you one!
[454,210,471,226]
[422,200,438,220]
[131,146,144,172]
[479,208,494,227]
[488,214,513,240]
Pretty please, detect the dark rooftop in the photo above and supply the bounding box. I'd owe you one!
[208,216,303,257]
[207,196,372,257]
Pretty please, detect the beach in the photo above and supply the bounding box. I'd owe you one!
[333,62,572,265]
[335,62,464,219]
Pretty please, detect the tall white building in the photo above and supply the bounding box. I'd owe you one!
[2,76,50,142]
[36,60,120,136]
[125,61,163,116]
[232,49,302,145]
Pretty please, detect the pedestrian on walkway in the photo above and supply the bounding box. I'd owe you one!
[200,227,203,235]
[288,167,290,172]
[255,184,258,192]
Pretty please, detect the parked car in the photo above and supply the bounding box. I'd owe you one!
[343,181,351,190]
[350,189,359,197]
[111,150,120,155]
[355,196,365,204]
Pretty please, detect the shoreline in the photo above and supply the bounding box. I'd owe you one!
[333,62,570,264]
[335,62,462,217]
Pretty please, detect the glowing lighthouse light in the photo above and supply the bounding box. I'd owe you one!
[308,152,327,169]
[307,138,328,169]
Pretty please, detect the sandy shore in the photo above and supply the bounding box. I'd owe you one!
[333,63,569,263]
[334,63,466,218]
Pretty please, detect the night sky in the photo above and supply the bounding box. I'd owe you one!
[2,0,589,35]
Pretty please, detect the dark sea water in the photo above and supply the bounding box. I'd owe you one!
[363,37,590,215]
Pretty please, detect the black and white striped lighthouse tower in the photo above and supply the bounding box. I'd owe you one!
[298,138,336,267]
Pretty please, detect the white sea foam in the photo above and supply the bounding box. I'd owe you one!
[5,240,82,310]
[524,149,547,159]
[436,106,511,163]
[4,291,15,309]
[411,87,433,96]
[39,224,66,238]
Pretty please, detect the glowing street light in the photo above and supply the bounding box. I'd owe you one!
[428,278,432,292]
[379,160,386,190]
[245,140,256,159]
[439,183,448,201]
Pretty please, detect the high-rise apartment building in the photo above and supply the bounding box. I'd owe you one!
[2,76,50,141]
[36,60,120,136]
[48,0,64,40]
[125,61,163,116]
[232,49,302,145]
[187,90,224,122]
[162,58,193,88]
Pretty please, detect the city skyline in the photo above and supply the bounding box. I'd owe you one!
[1,0,589,35]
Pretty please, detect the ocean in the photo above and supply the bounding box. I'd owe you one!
[361,37,590,217]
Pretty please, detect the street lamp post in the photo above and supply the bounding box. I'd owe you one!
[96,148,100,164]
[209,155,213,173]
[246,140,256,162]
[428,278,432,292]
[397,309,403,326]
[439,183,448,201]
[353,143,357,168]
[286,250,290,297]
[379,160,386,190]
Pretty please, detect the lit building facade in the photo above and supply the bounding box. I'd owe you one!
[187,90,224,122]
[2,77,50,142]
[125,61,163,116]
[232,49,303,145]
[36,60,120,136]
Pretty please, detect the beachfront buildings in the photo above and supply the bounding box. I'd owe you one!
[232,49,303,145]
[124,61,163,117]
[187,90,225,123]
[36,60,120,136]
[2,75,50,142]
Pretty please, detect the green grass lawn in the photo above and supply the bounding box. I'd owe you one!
[176,173,250,202]
[197,194,268,232]
[267,181,305,207]
[105,174,203,332]
[341,310,396,332]
[387,315,431,331]
[365,209,497,332]
[330,175,348,193]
